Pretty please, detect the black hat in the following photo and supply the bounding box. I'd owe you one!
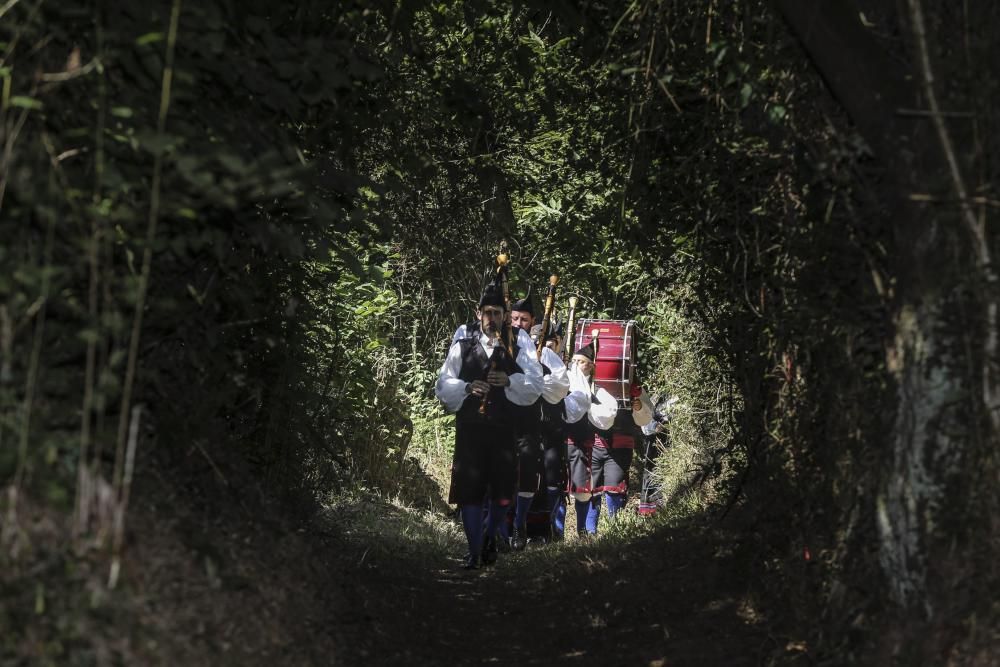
[511,294,535,317]
[478,282,505,309]
[573,340,595,362]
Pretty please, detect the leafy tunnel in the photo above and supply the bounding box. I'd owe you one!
[1,1,997,664]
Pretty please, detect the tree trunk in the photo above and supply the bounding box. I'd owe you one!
[775,0,997,614]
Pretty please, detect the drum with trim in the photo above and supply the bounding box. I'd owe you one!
[573,319,637,408]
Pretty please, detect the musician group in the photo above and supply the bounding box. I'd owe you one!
[435,274,660,570]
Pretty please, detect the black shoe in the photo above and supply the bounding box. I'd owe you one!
[462,552,480,570]
[481,537,498,566]
[511,524,527,551]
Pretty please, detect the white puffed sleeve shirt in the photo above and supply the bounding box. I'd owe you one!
[632,386,656,431]
[538,346,570,405]
[435,327,543,414]
[562,365,592,424]
[587,386,619,430]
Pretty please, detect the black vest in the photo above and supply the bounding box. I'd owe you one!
[455,323,523,425]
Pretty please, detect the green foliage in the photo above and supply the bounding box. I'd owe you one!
[639,289,741,511]
[3,0,996,662]
[0,0,410,507]
[0,0,875,545]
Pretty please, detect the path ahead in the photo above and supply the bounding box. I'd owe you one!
[115,470,805,665]
[333,519,804,666]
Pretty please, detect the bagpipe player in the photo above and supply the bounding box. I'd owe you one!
[435,281,543,569]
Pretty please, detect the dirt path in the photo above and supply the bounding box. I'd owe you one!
[66,466,805,666]
[335,520,802,666]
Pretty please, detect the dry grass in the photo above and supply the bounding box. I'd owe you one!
[319,490,464,568]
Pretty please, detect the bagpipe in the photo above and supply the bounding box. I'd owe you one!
[535,274,558,360]
[489,241,560,360]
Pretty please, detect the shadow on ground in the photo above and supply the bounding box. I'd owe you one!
[334,514,808,666]
[7,451,804,665]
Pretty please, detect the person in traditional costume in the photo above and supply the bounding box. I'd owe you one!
[565,340,656,534]
[504,294,570,549]
[589,384,654,524]
[435,283,543,568]
[637,394,679,515]
[563,341,617,536]
[529,322,588,541]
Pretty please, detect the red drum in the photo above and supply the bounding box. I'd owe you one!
[574,319,637,408]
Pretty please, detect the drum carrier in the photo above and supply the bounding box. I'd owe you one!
[573,319,638,409]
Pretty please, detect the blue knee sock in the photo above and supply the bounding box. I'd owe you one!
[514,494,533,530]
[482,502,510,541]
[548,490,565,537]
[586,499,600,534]
[487,501,511,542]
[461,504,483,556]
[605,493,626,517]
[574,499,590,533]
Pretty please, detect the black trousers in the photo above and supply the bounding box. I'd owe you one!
[516,430,543,493]
[541,426,567,490]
